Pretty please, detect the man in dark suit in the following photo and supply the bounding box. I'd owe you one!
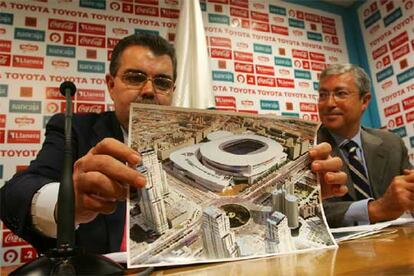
[0,33,348,255]
[318,63,414,227]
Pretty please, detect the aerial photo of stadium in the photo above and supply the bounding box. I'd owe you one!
[127,104,336,268]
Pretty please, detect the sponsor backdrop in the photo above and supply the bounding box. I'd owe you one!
[357,0,414,164]
[0,0,409,268]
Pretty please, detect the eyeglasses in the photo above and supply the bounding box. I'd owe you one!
[318,89,360,102]
[118,72,174,95]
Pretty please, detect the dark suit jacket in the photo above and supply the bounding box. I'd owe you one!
[318,125,413,227]
[0,111,126,254]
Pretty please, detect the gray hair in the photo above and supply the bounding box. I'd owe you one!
[319,64,371,95]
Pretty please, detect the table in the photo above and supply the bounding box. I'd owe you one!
[2,224,413,275]
[151,224,414,275]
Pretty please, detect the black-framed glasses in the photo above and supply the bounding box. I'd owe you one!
[318,89,359,102]
[118,72,174,95]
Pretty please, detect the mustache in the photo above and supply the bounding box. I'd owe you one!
[320,109,343,116]
[137,97,157,105]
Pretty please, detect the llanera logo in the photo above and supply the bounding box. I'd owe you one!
[7,130,40,144]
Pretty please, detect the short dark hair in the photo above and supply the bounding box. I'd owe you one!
[109,33,177,81]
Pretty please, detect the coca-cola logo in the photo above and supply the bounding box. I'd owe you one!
[211,48,232,59]
[299,81,310,87]
[257,76,275,87]
[0,28,6,34]
[230,7,248,18]
[305,12,321,23]
[135,5,159,16]
[234,62,253,73]
[3,231,27,247]
[252,22,269,32]
[311,62,325,71]
[292,49,309,59]
[78,35,105,48]
[77,103,105,113]
[300,102,317,112]
[48,19,76,32]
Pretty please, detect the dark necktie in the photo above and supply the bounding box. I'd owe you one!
[342,140,372,200]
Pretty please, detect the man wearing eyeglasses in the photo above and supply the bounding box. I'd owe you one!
[317,63,414,227]
[1,33,348,255]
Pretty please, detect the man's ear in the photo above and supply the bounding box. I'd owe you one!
[361,92,371,111]
[105,74,115,101]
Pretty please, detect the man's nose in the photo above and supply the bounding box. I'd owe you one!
[326,93,337,106]
[139,79,155,98]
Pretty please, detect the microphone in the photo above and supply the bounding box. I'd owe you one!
[57,81,76,251]
[11,81,124,275]
[60,81,77,97]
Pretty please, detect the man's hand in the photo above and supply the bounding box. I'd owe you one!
[309,142,348,199]
[368,171,414,223]
[73,138,146,224]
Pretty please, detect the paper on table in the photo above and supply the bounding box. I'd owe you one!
[330,213,414,242]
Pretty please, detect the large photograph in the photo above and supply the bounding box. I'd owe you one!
[127,104,336,268]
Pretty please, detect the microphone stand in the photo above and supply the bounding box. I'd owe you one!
[11,81,124,275]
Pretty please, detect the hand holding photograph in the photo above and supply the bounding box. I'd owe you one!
[127,103,336,268]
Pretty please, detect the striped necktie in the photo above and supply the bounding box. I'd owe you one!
[342,140,372,200]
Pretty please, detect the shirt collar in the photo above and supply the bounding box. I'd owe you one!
[121,126,128,144]
[329,128,363,149]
